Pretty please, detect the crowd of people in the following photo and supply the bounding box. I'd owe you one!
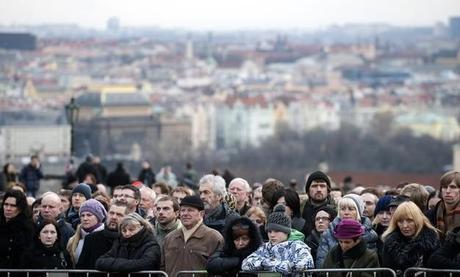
[1,155,460,276]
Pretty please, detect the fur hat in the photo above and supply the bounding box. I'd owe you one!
[343,194,364,218]
[266,204,291,235]
[79,199,107,223]
[180,195,204,211]
[334,219,364,239]
[305,171,331,193]
[72,183,92,200]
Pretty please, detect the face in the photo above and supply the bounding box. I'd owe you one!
[442,182,460,206]
[338,238,360,253]
[140,190,154,210]
[112,189,123,202]
[59,196,71,212]
[106,205,127,231]
[71,193,87,210]
[172,191,187,204]
[268,230,288,245]
[361,193,377,218]
[180,206,204,229]
[339,204,358,220]
[377,210,391,227]
[156,200,178,225]
[6,164,16,173]
[397,218,416,237]
[234,235,250,250]
[199,183,221,212]
[314,210,331,233]
[80,211,99,229]
[41,196,61,220]
[252,187,262,207]
[3,197,20,221]
[31,157,39,167]
[121,223,143,239]
[39,224,58,247]
[309,180,328,202]
[249,214,265,227]
[228,181,249,204]
[119,189,139,211]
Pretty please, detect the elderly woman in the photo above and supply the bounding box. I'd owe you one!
[207,216,263,276]
[95,213,161,272]
[382,201,440,276]
[316,194,378,268]
[0,189,35,269]
[67,199,107,266]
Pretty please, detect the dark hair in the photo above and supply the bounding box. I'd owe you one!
[360,187,382,198]
[284,189,301,218]
[36,219,61,245]
[262,178,284,204]
[153,182,171,195]
[121,184,141,200]
[156,195,180,212]
[1,189,31,221]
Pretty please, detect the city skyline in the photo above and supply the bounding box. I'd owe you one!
[1,0,460,31]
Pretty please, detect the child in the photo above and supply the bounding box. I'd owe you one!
[242,204,314,276]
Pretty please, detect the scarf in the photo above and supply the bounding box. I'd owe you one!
[436,200,460,234]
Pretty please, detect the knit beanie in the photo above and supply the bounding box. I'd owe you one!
[334,219,364,239]
[180,195,204,211]
[342,194,364,218]
[266,204,291,235]
[373,195,393,217]
[79,199,107,223]
[315,204,338,220]
[72,183,92,200]
[305,171,331,193]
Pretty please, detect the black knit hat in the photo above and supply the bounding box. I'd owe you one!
[305,171,331,193]
[180,195,204,211]
[266,204,291,235]
[72,183,92,200]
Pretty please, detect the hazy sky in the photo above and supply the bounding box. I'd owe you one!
[2,0,460,30]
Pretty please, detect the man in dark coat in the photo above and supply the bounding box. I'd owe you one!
[301,171,336,235]
[76,201,129,269]
[19,155,43,197]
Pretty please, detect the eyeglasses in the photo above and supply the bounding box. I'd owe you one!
[315,216,330,222]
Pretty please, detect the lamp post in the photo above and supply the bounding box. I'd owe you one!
[65,97,80,157]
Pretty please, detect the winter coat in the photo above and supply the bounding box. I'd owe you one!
[428,229,460,269]
[106,168,130,189]
[373,223,387,265]
[137,168,155,187]
[21,241,72,271]
[163,222,224,277]
[19,164,43,192]
[0,213,35,268]
[76,228,119,269]
[316,217,378,268]
[95,227,161,272]
[322,240,380,277]
[289,229,305,241]
[65,207,80,230]
[204,203,239,235]
[67,224,105,267]
[382,226,440,276]
[242,240,314,277]
[207,217,262,277]
[305,229,322,262]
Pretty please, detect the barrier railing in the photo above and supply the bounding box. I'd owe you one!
[175,271,282,277]
[403,267,460,277]
[175,270,207,277]
[304,267,397,277]
[0,269,168,277]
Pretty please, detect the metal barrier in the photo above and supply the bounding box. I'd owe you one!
[175,271,282,277]
[304,268,397,277]
[403,267,460,277]
[0,269,168,277]
[175,270,207,277]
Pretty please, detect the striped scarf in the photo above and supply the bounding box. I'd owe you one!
[436,200,460,235]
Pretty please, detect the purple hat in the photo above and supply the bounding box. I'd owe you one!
[334,219,364,239]
[79,199,107,223]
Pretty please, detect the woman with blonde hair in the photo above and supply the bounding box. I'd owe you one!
[95,213,161,272]
[382,201,440,276]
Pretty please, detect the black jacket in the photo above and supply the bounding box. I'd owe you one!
[204,203,239,235]
[206,216,262,277]
[21,241,72,270]
[0,213,35,268]
[76,228,119,269]
[305,229,321,262]
[95,228,161,272]
[383,227,439,276]
[428,227,460,269]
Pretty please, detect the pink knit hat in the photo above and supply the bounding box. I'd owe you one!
[334,219,364,239]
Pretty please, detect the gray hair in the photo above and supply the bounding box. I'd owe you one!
[199,174,227,197]
[229,177,251,192]
[119,212,153,233]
